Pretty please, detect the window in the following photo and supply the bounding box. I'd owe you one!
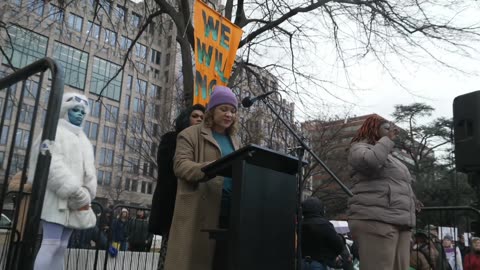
[126,75,133,90]
[167,36,172,48]
[141,181,146,193]
[88,98,101,118]
[90,57,122,101]
[149,162,155,177]
[98,148,114,166]
[104,104,118,123]
[143,162,148,176]
[151,142,157,157]
[53,42,89,89]
[150,49,161,65]
[0,152,4,167]
[150,67,160,79]
[83,121,99,140]
[4,99,13,120]
[48,4,64,23]
[24,80,39,99]
[119,135,126,150]
[3,25,48,68]
[27,0,45,16]
[127,157,139,173]
[103,171,111,185]
[116,155,124,172]
[15,129,30,149]
[154,105,161,119]
[100,0,112,14]
[125,178,130,190]
[0,126,9,145]
[124,94,130,110]
[19,104,34,124]
[131,180,138,192]
[102,126,116,144]
[133,98,145,113]
[121,114,128,130]
[120,36,132,50]
[131,13,141,28]
[135,43,147,59]
[97,170,103,184]
[97,170,112,186]
[150,84,161,99]
[165,53,170,66]
[164,71,169,83]
[11,154,25,175]
[147,103,155,118]
[147,182,153,194]
[149,21,156,35]
[136,79,147,95]
[115,5,126,23]
[104,29,116,47]
[130,116,143,133]
[136,62,146,73]
[67,13,83,32]
[86,21,100,40]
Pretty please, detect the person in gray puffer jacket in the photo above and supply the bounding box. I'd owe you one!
[347,115,419,270]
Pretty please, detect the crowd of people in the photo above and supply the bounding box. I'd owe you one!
[410,226,480,270]
[68,207,153,252]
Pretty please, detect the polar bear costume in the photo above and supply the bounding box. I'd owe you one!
[28,92,97,270]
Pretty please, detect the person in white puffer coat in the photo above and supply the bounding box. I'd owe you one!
[28,92,97,270]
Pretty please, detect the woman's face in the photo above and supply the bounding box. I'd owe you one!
[189,109,204,126]
[473,240,480,251]
[68,105,86,126]
[442,239,452,248]
[378,122,392,138]
[212,104,236,132]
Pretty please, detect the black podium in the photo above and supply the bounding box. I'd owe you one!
[202,144,300,270]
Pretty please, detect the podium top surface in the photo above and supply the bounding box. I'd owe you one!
[201,144,303,178]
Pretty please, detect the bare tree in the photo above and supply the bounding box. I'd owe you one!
[301,114,354,218]
[3,0,480,107]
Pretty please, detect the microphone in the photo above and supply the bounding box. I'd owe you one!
[241,90,277,108]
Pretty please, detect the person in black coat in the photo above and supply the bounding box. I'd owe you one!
[301,197,344,270]
[148,104,205,270]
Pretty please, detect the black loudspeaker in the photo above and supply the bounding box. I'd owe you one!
[453,90,480,172]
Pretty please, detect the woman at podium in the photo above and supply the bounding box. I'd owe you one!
[164,86,240,270]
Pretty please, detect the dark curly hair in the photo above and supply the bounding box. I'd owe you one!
[351,115,388,145]
[174,104,206,133]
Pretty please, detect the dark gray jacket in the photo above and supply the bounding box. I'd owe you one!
[347,136,416,227]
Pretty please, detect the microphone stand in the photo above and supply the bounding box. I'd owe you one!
[253,96,353,270]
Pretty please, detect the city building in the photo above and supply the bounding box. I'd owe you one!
[0,0,178,206]
[231,64,297,154]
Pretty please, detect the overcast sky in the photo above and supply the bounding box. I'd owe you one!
[324,52,480,123]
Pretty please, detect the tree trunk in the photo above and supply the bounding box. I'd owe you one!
[178,35,194,106]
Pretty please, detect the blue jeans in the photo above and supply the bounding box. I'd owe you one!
[301,258,327,270]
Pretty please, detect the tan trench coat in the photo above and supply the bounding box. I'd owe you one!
[164,123,239,270]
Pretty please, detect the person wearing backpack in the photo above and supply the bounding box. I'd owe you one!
[148,104,205,270]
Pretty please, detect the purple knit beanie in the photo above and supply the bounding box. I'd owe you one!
[206,86,238,111]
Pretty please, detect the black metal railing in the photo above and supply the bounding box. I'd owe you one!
[0,57,64,269]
